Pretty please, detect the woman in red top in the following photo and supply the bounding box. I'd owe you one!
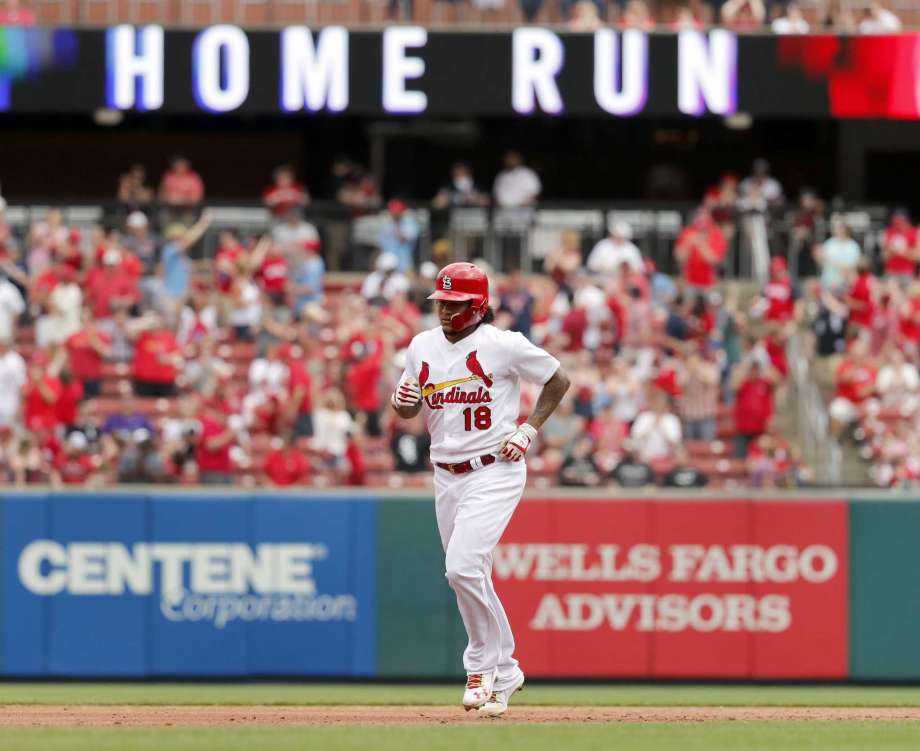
[53,433,99,486]
[215,230,246,293]
[133,322,182,398]
[829,338,877,437]
[346,347,383,437]
[262,166,309,218]
[56,369,84,429]
[675,208,727,291]
[196,401,235,485]
[883,211,918,283]
[159,156,204,223]
[85,250,140,318]
[732,357,778,458]
[762,256,797,325]
[258,244,289,306]
[846,260,876,332]
[66,308,112,398]
[23,362,63,434]
[761,328,789,379]
[284,346,314,438]
[262,434,312,486]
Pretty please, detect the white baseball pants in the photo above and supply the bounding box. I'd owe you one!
[434,459,526,690]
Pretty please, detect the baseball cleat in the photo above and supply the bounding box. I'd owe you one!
[477,670,525,717]
[462,668,498,711]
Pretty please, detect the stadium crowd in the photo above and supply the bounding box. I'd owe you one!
[0,148,825,491]
[2,142,918,490]
[0,0,910,32]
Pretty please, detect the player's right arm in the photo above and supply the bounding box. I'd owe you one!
[391,343,424,419]
[391,379,423,418]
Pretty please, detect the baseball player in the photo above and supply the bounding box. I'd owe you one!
[391,262,570,717]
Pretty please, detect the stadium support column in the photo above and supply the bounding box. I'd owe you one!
[836,122,865,203]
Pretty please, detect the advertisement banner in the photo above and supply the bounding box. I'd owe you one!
[2,27,919,119]
[493,498,848,679]
[0,493,376,677]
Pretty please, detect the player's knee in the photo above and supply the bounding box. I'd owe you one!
[444,558,483,586]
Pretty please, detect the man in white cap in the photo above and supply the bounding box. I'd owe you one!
[586,220,643,276]
[360,252,410,305]
[123,211,157,272]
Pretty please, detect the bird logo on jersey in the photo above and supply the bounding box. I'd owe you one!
[419,351,493,410]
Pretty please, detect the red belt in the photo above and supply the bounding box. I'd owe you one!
[435,454,497,475]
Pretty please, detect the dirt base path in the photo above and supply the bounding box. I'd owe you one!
[3,705,920,727]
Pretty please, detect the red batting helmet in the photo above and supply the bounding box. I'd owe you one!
[428,262,489,332]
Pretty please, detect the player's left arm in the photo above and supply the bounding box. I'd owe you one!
[526,367,571,431]
[499,367,571,462]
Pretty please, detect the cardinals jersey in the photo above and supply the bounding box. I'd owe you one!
[400,324,560,463]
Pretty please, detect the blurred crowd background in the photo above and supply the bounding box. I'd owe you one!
[0,145,915,491]
[0,0,916,32]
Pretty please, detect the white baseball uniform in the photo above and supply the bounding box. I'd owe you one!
[400,323,560,686]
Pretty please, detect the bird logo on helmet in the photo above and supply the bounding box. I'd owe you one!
[427,262,490,332]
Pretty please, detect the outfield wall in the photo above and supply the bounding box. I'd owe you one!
[0,491,915,680]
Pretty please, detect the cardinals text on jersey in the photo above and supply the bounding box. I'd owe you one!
[400,325,560,463]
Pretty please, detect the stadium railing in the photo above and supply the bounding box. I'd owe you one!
[3,198,895,279]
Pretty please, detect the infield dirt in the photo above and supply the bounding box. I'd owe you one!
[3,705,920,727]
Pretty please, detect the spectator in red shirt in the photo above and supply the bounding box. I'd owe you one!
[263,165,309,219]
[346,343,383,436]
[56,368,84,430]
[213,229,246,294]
[30,263,63,312]
[196,400,236,485]
[284,345,314,438]
[85,248,139,318]
[845,258,877,333]
[883,210,918,285]
[133,318,182,397]
[675,208,727,293]
[732,356,779,457]
[52,432,100,487]
[159,156,204,224]
[829,337,877,437]
[761,325,789,379]
[345,431,367,486]
[60,229,85,276]
[23,360,63,434]
[262,433,312,486]
[757,256,798,328]
[66,308,112,398]
[258,243,289,306]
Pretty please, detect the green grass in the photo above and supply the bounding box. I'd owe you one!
[2,723,920,751]
[2,683,920,707]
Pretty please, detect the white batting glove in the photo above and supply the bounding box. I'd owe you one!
[499,423,538,462]
[391,377,422,409]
